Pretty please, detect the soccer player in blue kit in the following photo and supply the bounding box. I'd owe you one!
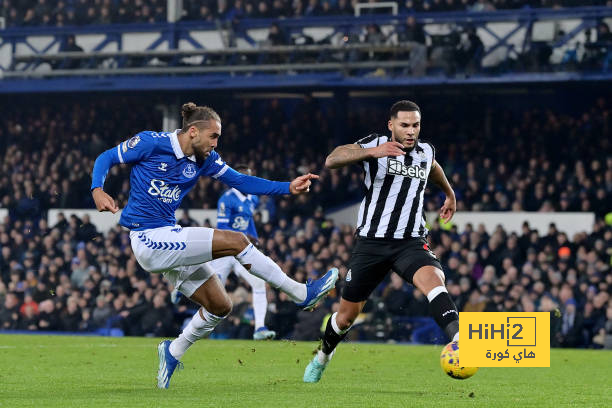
[91,102,339,389]
[212,164,276,340]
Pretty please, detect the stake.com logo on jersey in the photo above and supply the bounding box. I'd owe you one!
[148,179,181,203]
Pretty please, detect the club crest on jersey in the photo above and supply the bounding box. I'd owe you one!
[182,163,197,178]
[148,179,181,203]
[346,269,352,282]
[387,158,427,180]
[127,135,141,149]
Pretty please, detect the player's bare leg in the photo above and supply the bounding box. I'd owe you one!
[335,299,366,331]
[212,229,338,309]
[304,298,365,383]
[412,265,459,342]
[158,276,231,389]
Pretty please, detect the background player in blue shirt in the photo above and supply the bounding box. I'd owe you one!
[213,164,276,340]
[91,102,338,389]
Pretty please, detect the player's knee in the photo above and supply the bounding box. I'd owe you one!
[229,231,250,253]
[211,298,233,317]
[336,313,356,331]
[219,301,233,317]
[436,269,445,283]
[414,266,445,289]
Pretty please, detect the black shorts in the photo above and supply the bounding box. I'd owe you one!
[342,236,443,303]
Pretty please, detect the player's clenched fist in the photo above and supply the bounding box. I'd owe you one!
[290,173,319,195]
[369,141,405,158]
[92,187,119,213]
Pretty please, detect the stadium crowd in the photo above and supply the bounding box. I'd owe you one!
[1,95,611,220]
[0,94,610,347]
[1,0,609,28]
[0,207,610,347]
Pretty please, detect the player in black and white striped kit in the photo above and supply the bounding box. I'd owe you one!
[303,100,461,382]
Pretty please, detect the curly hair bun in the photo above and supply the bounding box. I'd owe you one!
[181,102,197,118]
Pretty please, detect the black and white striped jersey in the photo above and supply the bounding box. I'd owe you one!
[354,134,435,239]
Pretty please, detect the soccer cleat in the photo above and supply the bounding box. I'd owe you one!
[303,356,329,383]
[253,326,276,340]
[296,267,339,311]
[157,340,183,389]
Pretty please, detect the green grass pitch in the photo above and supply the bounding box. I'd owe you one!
[0,335,609,408]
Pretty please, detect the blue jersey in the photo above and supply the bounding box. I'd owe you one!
[91,130,290,230]
[216,189,260,239]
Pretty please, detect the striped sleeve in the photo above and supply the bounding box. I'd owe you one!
[355,134,385,148]
[90,133,155,190]
[426,142,435,164]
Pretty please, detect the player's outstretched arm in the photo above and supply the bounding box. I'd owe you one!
[428,160,456,224]
[325,141,405,169]
[217,166,317,196]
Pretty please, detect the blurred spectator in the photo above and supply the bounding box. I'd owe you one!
[140,291,176,337]
[0,292,20,329]
[92,295,112,328]
[397,16,427,76]
[54,34,84,70]
[4,0,605,28]
[455,26,484,75]
[37,298,59,330]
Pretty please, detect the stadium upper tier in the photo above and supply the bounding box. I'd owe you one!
[1,1,608,28]
[1,6,612,90]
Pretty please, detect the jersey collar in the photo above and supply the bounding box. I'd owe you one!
[231,188,249,202]
[170,129,196,162]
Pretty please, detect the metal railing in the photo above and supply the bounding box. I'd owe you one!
[7,43,417,78]
[2,6,612,88]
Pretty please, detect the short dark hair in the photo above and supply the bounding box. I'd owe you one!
[390,100,421,118]
[181,102,221,130]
